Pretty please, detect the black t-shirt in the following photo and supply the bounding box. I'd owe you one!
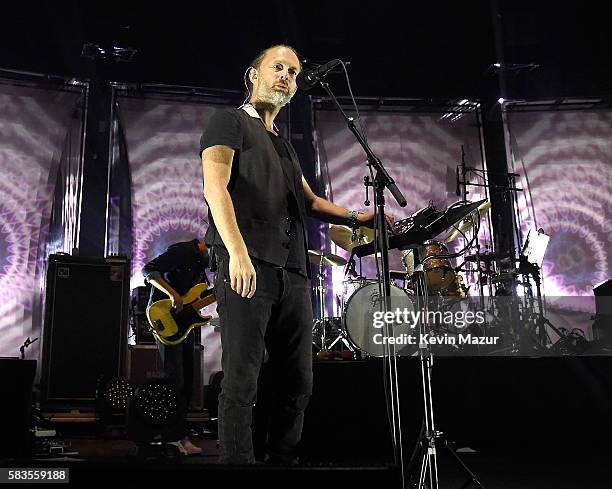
[200,109,307,277]
[199,109,242,153]
[141,239,209,306]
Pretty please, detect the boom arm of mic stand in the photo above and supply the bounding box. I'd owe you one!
[318,81,407,208]
[317,81,407,476]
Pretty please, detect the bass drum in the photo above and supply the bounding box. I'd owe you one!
[337,278,377,310]
[343,282,414,357]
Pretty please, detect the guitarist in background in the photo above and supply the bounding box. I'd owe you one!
[141,238,210,455]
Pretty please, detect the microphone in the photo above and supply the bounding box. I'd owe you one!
[296,59,343,90]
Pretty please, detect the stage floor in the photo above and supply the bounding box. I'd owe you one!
[5,436,611,488]
[4,356,612,487]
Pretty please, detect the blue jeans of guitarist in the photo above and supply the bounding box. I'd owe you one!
[214,253,313,464]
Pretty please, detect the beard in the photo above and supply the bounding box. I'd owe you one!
[253,79,294,109]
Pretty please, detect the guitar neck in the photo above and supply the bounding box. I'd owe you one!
[190,290,215,310]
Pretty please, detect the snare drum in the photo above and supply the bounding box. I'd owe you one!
[343,282,414,357]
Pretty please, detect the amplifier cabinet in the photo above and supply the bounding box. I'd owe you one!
[40,254,129,408]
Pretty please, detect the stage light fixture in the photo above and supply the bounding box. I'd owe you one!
[81,43,138,62]
[134,380,179,426]
[103,377,134,410]
[439,98,478,123]
[126,379,184,446]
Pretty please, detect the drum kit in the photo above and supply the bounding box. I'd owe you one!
[310,199,518,359]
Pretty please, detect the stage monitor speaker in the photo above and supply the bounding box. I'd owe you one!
[40,254,130,409]
[0,359,36,458]
[127,344,204,411]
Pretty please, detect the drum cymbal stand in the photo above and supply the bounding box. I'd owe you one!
[327,320,358,356]
[312,256,331,353]
[407,250,485,489]
[321,253,359,358]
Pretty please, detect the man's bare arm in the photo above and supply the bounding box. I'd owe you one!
[301,176,393,227]
[202,145,256,298]
[148,276,184,312]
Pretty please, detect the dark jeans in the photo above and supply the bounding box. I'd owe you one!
[155,330,194,439]
[215,256,313,464]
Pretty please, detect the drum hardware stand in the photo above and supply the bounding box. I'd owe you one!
[514,228,564,353]
[328,251,360,357]
[326,324,359,357]
[456,146,520,305]
[517,257,566,351]
[452,212,488,326]
[457,145,469,201]
[318,77,408,485]
[456,164,523,195]
[480,254,496,298]
[312,255,334,353]
[310,248,362,359]
[406,250,485,489]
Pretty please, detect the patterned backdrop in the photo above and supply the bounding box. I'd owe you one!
[507,107,612,298]
[0,80,84,359]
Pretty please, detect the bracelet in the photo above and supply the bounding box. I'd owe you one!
[347,210,359,229]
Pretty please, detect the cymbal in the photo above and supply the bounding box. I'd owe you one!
[308,249,347,267]
[442,201,491,243]
[464,251,509,263]
[329,225,374,252]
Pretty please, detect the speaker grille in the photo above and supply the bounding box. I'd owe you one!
[41,255,129,406]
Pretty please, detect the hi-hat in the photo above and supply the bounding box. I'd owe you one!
[308,249,347,267]
[329,225,374,252]
[442,201,491,243]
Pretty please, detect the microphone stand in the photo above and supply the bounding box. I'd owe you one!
[20,337,39,360]
[318,80,408,484]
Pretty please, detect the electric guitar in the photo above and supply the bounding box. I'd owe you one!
[146,283,216,346]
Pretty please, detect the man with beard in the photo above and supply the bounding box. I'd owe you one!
[200,44,391,465]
